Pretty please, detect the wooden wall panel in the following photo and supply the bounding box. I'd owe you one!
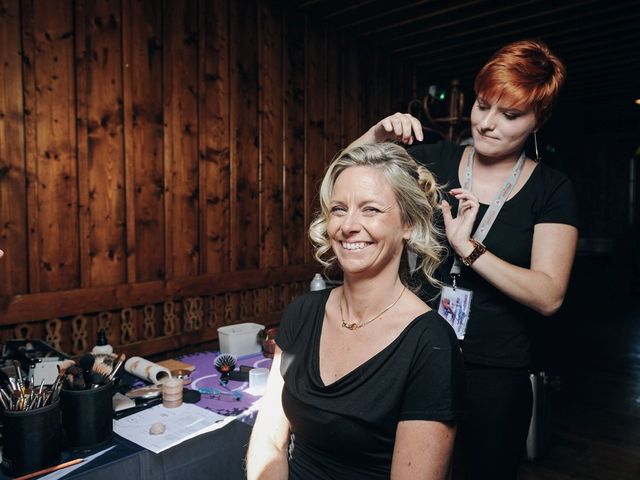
[342,39,361,147]
[24,0,79,292]
[77,0,127,287]
[123,0,165,282]
[325,28,342,162]
[259,0,284,268]
[230,0,260,270]
[0,0,28,296]
[376,53,391,124]
[282,10,306,265]
[304,21,325,262]
[163,0,199,278]
[199,0,230,274]
[0,1,417,355]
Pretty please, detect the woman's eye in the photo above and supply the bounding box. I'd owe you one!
[330,206,346,215]
[477,103,488,111]
[363,207,381,214]
[503,112,520,120]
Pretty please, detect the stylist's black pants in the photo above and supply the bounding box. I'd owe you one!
[460,363,533,480]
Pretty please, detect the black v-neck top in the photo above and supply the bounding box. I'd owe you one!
[276,289,465,480]
[408,141,579,368]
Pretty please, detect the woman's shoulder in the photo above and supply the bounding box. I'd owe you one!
[409,310,460,350]
[530,162,577,203]
[277,289,331,349]
[284,288,332,316]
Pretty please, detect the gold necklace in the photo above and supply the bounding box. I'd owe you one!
[340,286,406,331]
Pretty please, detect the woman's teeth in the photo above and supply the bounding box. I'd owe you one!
[342,242,368,250]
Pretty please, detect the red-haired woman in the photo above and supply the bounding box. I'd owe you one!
[349,40,579,479]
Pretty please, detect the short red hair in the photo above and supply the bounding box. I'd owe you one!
[474,39,566,125]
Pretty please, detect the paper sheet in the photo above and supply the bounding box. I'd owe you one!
[113,403,234,453]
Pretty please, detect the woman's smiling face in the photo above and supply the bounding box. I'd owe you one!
[327,166,411,277]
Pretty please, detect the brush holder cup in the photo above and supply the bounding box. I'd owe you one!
[1,399,62,478]
[61,381,114,451]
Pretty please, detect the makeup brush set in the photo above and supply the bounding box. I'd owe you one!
[0,360,64,412]
[62,352,126,391]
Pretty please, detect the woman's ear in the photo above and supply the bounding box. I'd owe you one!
[402,224,413,241]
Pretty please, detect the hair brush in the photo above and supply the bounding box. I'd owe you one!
[214,354,237,385]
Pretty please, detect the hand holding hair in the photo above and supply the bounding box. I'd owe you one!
[440,188,481,257]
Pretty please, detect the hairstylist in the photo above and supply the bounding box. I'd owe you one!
[348,40,579,479]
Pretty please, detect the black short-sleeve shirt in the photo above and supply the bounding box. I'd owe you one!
[276,289,465,480]
[408,141,579,368]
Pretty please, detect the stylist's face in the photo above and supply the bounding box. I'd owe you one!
[471,95,537,159]
[327,166,410,277]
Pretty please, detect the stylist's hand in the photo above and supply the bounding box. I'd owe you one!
[365,113,424,145]
[441,188,480,258]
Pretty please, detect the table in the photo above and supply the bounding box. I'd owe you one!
[0,352,272,480]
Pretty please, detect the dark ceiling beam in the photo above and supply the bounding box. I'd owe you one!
[400,6,639,61]
[408,22,640,71]
[340,0,434,29]
[386,0,596,47]
[357,0,488,36]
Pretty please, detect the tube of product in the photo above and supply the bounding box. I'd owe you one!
[124,357,171,384]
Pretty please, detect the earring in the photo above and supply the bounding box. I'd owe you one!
[534,131,541,162]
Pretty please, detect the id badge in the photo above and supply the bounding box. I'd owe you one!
[438,285,473,340]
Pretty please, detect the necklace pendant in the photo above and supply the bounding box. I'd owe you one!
[342,321,359,331]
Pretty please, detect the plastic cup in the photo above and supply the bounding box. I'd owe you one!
[249,368,269,395]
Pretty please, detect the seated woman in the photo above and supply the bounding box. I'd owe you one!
[246,143,465,480]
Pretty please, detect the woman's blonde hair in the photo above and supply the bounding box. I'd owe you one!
[309,143,444,290]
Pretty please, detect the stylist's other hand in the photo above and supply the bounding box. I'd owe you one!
[441,188,480,258]
[366,113,423,145]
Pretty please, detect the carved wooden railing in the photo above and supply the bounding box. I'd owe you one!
[0,264,319,358]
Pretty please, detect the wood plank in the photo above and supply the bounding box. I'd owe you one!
[75,0,90,289]
[282,10,306,265]
[259,0,284,268]
[325,27,342,161]
[0,263,319,324]
[341,38,360,147]
[80,0,127,287]
[22,0,40,293]
[0,0,28,296]
[163,0,200,278]
[376,51,391,119]
[28,0,79,292]
[229,0,260,271]
[122,0,165,282]
[359,46,375,133]
[304,19,326,262]
[199,0,230,274]
[390,60,413,114]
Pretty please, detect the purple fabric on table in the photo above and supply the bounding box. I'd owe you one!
[178,351,272,418]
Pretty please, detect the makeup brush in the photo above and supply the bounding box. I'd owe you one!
[13,360,24,389]
[79,353,95,389]
[90,362,112,388]
[107,353,126,382]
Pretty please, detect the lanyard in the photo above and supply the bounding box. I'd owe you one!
[449,148,525,280]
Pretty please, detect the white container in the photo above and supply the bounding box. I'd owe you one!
[310,273,326,291]
[217,322,264,356]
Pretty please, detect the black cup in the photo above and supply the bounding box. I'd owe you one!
[1,399,62,477]
[61,382,114,451]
